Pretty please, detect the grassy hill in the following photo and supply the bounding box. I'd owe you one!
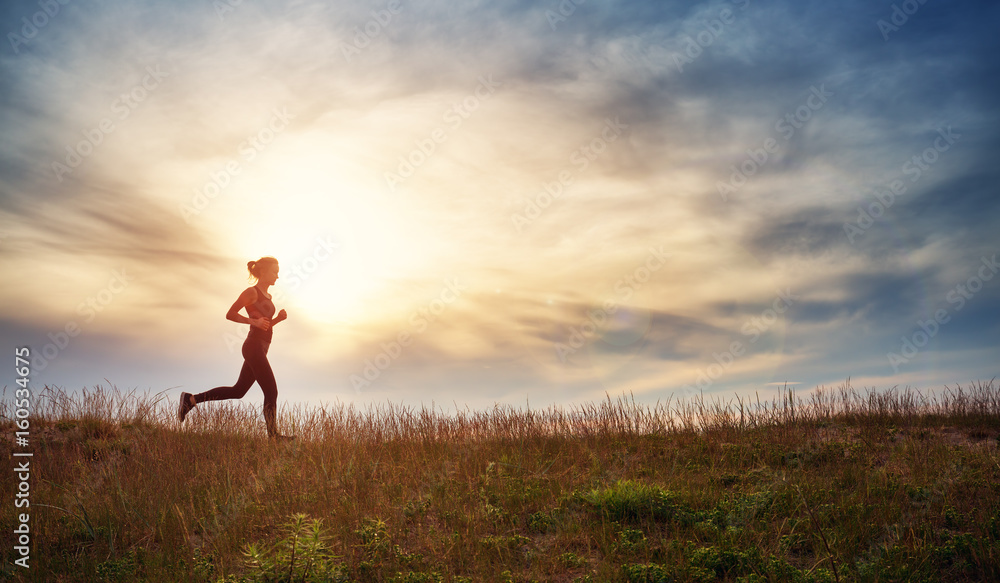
[2,381,999,582]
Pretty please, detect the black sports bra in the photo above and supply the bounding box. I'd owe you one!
[246,285,275,321]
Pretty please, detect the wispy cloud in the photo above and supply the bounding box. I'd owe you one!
[1,0,997,408]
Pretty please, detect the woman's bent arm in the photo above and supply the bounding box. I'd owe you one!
[226,288,258,326]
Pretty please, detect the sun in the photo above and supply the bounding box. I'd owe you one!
[212,130,434,328]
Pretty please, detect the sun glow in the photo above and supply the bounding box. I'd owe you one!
[214,130,434,328]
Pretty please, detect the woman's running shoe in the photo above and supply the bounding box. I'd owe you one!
[177,392,195,422]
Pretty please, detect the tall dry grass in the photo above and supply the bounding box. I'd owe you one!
[1,379,998,582]
[10,378,997,443]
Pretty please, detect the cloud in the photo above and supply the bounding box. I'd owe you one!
[0,0,997,406]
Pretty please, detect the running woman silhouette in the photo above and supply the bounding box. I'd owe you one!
[178,256,293,440]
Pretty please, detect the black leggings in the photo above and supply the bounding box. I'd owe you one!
[194,335,277,409]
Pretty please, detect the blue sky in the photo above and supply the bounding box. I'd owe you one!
[1,0,998,411]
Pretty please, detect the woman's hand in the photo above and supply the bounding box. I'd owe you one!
[273,309,287,325]
[249,317,271,331]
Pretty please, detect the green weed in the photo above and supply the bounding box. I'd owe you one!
[241,513,348,583]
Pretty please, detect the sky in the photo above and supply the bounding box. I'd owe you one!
[1,0,998,412]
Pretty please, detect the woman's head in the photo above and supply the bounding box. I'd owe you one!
[247,256,279,285]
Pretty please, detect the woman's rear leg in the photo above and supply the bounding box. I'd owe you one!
[193,360,256,404]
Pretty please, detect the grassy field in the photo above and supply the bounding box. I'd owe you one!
[2,380,999,582]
